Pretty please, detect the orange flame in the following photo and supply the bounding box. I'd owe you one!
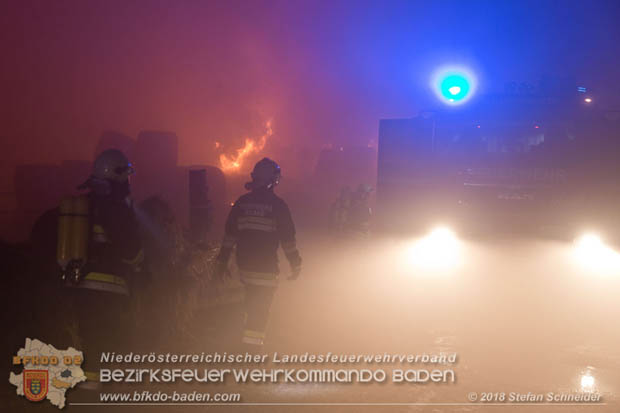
[219,120,273,173]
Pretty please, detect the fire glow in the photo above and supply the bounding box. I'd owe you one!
[219,120,273,173]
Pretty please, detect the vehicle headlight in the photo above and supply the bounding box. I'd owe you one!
[580,373,595,392]
[405,226,461,272]
[573,233,620,272]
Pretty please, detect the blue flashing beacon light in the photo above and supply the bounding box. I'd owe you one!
[432,66,477,106]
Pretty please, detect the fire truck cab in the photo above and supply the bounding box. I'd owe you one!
[377,92,620,240]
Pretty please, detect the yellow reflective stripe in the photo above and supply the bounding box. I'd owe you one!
[239,216,275,225]
[78,280,129,296]
[77,272,129,295]
[92,224,110,243]
[240,277,278,287]
[242,336,264,346]
[238,223,276,232]
[122,249,144,266]
[243,329,266,339]
[240,271,277,280]
[282,241,297,254]
[84,371,99,381]
[84,272,127,287]
[238,216,276,232]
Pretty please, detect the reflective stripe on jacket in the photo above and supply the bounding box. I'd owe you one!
[217,188,301,274]
[239,271,279,287]
[81,194,144,295]
[74,272,130,296]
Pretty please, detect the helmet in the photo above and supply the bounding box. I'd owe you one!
[356,184,373,194]
[246,158,281,190]
[354,184,373,201]
[93,149,134,182]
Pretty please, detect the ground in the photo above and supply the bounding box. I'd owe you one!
[4,233,620,412]
[252,235,620,412]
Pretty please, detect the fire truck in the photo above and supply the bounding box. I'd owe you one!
[377,90,620,241]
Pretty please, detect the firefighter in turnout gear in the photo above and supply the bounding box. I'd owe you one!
[345,184,373,238]
[59,149,144,388]
[328,186,351,237]
[216,158,302,347]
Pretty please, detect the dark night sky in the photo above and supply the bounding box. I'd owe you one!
[1,0,620,179]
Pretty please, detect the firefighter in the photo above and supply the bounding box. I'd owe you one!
[63,149,145,388]
[328,186,351,237]
[215,158,302,348]
[345,184,373,238]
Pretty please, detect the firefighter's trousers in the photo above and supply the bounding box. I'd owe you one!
[242,284,276,346]
[70,288,131,384]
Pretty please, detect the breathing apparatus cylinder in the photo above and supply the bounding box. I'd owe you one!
[57,195,90,283]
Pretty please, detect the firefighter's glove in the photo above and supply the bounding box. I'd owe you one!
[288,266,301,281]
[214,261,231,282]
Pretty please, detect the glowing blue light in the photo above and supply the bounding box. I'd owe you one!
[431,66,477,106]
[448,86,461,95]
